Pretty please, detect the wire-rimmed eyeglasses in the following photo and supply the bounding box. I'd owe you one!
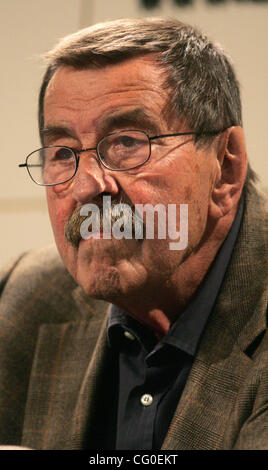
[18,129,225,186]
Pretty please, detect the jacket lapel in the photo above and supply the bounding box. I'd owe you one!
[70,313,113,449]
[21,310,110,450]
[162,185,268,449]
[161,307,252,449]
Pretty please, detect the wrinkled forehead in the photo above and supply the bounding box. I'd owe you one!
[44,55,167,100]
[42,59,176,138]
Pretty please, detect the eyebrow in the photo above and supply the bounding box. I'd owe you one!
[40,108,161,145]
[96,108,161,136]
[40,126,78,144]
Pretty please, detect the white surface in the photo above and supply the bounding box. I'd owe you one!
[1,0,80,267]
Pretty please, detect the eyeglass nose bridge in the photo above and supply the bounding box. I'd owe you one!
[77,146,97,155]
[75,145,101,168]
[76,145,122,173]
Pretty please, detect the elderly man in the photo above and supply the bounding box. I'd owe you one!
[0,18,267,450]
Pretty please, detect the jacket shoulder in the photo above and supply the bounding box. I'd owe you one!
[0,245,108,445]
[0,244,108,324]
[0,245,68,288]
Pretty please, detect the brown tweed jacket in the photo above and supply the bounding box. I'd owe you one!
[0,183,267,450]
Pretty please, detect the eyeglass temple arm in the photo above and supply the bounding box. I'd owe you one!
[150,129,226,141]
[150,132,197,141]
[19,163,43,168]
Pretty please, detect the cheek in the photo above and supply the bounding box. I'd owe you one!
[130,160,211,248]
[125,169,198,212]
[46,188,74,248]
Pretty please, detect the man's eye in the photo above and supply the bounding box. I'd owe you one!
[117,136,138,148]
[53,147,73,160]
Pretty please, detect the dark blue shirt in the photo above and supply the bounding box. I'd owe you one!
[107,198,244,450]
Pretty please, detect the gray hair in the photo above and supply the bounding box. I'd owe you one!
[39,17,257,184]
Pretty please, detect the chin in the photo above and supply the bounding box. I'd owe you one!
[76,263,124,301]
[69,237,141,297]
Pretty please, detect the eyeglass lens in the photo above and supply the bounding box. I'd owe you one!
[26,131,150,185]
[26,146,76,185]
[98,130,150,170]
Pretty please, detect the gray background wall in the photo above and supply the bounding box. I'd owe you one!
[1,0,267,267]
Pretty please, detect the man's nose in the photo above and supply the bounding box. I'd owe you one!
[72,151,119,203]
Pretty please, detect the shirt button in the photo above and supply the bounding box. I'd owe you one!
[124,330,136,341]
[141,394,153,407]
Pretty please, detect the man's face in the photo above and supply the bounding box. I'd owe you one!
[43,57,219,304]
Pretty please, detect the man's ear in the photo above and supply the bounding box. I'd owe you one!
[209,126,247,219]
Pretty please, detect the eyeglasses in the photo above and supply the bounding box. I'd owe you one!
[18,129,225,186]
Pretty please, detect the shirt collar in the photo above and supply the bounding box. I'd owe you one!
[108,196,244,357]
[108,304,158,352]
